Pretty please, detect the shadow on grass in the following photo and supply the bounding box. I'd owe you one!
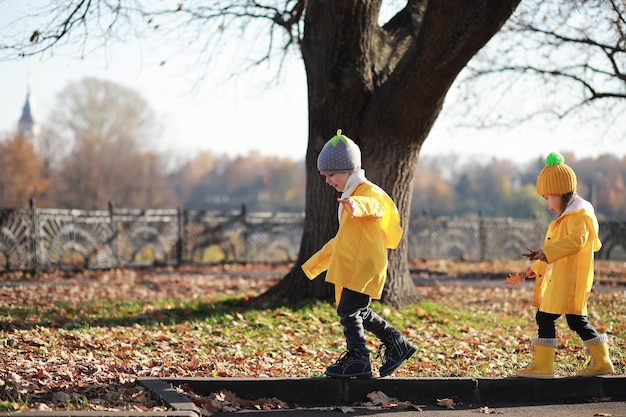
[0,293,325,331]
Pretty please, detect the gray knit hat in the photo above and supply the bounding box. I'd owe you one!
[317,129,362,174]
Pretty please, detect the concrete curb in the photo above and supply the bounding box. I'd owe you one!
[2,377,623,417]
[0,412,197,417]
[138,378,203,415]
[139,375,626,411]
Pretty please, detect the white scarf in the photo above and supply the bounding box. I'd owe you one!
[338,169,367,222]
[563,195,594,215]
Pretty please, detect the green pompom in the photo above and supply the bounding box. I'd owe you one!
[328,129,349,147]
[545,152,564,166]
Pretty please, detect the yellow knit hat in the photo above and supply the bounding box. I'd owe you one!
[536,152,577,195]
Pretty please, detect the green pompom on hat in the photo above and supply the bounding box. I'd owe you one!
[545,152,565,166]
[317,129,362,174]
[536,152,577,195]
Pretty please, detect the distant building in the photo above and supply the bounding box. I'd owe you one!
[17,84,41,152]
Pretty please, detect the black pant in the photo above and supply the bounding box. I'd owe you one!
[336,288,394,352]
[536,310,599,341]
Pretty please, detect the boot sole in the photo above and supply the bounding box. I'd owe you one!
[515,373,557,379]
[379,346,417,377]
[324,371,373,379]
[576,369,615,377]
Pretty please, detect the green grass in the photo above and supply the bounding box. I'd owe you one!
[0,270,624,411]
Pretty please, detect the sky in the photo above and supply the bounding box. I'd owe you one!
[1,2,624,167]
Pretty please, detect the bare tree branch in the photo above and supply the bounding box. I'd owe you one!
[452,0,626,132]
[0,0,305,92]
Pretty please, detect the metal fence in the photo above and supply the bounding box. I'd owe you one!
[1,204,625,271]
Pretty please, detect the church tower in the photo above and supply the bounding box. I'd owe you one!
[17,83,41,153]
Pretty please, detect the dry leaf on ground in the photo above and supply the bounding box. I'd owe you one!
[437,398,455,409]
[367,391,396,405]
[479,406,504,414]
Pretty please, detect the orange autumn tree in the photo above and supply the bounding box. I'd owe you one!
[0,134,49,207]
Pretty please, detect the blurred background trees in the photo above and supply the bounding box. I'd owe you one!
[1,75,624,221]
[1,1,624,306]
[41,78,177,209]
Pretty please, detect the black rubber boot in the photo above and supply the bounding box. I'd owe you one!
[378,330,416,377]
[325,348,372,379]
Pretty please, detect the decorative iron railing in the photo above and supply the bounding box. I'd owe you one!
[1,203,625,271]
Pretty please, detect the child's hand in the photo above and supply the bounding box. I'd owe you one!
[534,249,547,262]
[522,247,547,262]
[337,197,355,216]
[522,247,539,260]
[526,266,536,278]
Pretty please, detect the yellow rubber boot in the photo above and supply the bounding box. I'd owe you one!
[516,337,557,379]
[577,334,614,376]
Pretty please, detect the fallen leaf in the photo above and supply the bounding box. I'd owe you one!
[414,305,431,318]
[449,396,463,404]
[398,402,424,411]
[366,390,421,410]
[590,397,613,402]
[437,398,455,409]
[34,403,52,411]
[479,406,504,414]
[367,391,396,405]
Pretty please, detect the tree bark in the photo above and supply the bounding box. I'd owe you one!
[262,0,521,308]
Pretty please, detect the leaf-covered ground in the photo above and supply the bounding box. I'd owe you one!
[1,260,625,411]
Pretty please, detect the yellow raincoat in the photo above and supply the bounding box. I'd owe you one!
[301,181,403,303]
[529,197,602,316]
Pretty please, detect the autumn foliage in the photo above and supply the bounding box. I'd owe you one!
[1,260,625,411]
[0,135,48,207]
[504,272,526,286]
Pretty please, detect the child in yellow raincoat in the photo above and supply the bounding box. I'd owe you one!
[516,152,614,378]
[302,130,416,379]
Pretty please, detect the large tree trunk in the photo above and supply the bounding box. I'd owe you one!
[263,0,521,308]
